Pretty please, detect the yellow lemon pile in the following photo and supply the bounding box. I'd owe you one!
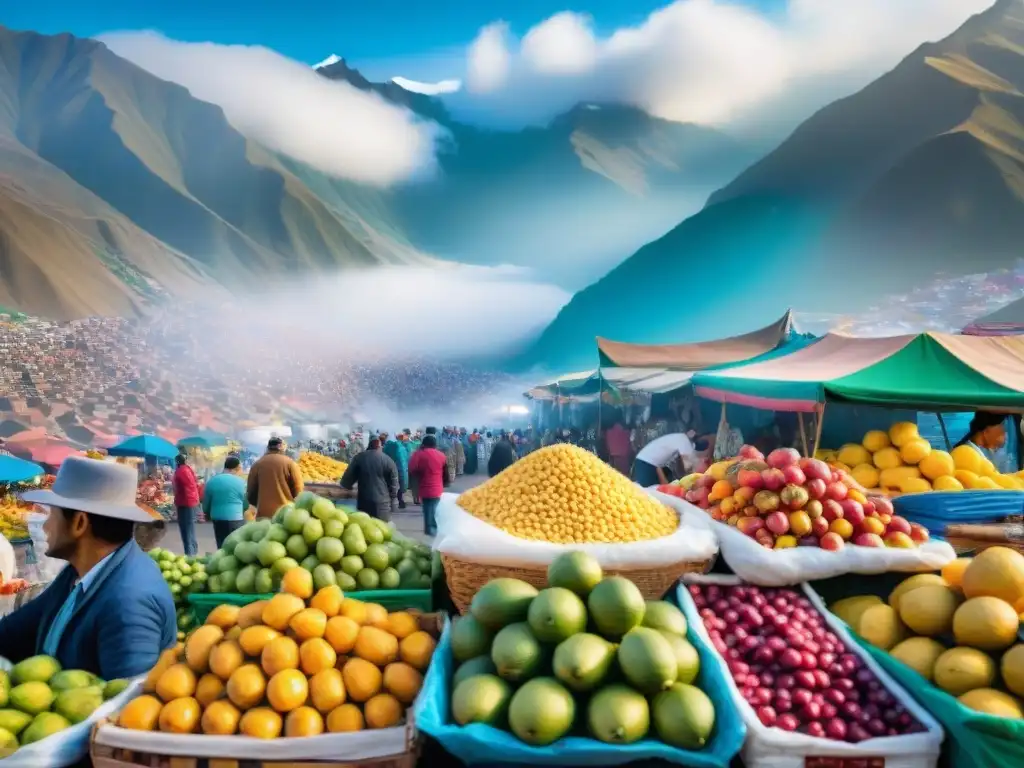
[457,444,678,544]
[825,422,1024,494]
[118,579,436,738]
[298,453,349,483]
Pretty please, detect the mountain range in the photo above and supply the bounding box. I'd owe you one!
[0,27,751,320]
[524,0,1024,370]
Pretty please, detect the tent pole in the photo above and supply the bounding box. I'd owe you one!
[798,412,809,457]
[937,412,952,450]
[812,403,827,456]
[597,369,603,444]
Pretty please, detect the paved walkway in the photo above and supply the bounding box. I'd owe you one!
[163,471,487,556]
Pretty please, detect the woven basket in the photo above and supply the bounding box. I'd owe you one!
[442,552,714,614]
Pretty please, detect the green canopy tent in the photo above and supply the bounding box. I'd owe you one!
[692,332,1024,450]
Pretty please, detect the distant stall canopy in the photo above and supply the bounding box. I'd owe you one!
[963,297,1024,336]
[597,311,794,369]
[693,332,1024,412]
[525,368,696,400]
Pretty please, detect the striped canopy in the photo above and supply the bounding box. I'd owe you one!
[693,332,1024,412]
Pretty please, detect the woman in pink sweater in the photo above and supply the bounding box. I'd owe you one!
[408,435,449,536]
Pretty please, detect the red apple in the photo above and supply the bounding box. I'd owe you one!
[909,523,930,544]
[810,516,830,537]
[737,517,766,537]
[765,511,791,536]
[884,531,916,549]
[822,499,844,522]
[782,465,807,486]
[805,499,824,519]
[767,448,801,469]
[805,478,827,500]
[739,445,766,461]
[761,468,786,491]
[738,468,765,490]
[825,481,849,501]
[871,496,895,516]
[820,532,845,551]
[801,458,832,483]
[839,499,865,526]
[887,515,912,535]
[854,533,885,548]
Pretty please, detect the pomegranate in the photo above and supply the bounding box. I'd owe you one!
[766,448,801,469]
[822,499,844,522]
[801,458,832,482]
[825,482,849,501]
[854,533,885,548]
[737,468,766,490]
[805,478,827,500]
[839,499,865,526]
[765,511,790,536]
[782,465,807,486]
[739,445,766,461]
[753,490,782,514]
[887,515,912,535]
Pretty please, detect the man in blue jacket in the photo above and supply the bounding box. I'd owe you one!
[0,457,176,680]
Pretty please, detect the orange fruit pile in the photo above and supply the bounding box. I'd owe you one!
[117,580,436,738]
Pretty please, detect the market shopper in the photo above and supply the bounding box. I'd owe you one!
[383,434,410,509]
[408,434,449,536]
[0,457,175,679]
[171,454,200,556]
[488,432,518,477]
[605,420,632,476]
[247,437,305,519]
[202,456,249,548]
[632,431,697,487]
[339,438,399,522]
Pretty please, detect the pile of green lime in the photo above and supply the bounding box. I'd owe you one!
[203,491,434,595]
[148,549,208,640]
[0,655,128,753]
[449,551,716,750]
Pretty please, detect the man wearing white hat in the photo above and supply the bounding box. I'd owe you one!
[0,457,176,679]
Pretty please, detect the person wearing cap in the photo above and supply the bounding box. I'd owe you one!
[0,457,176,679]
[247,437,304,519]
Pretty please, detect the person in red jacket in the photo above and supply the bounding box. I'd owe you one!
[408,435,449,536]
[172,454,200,555]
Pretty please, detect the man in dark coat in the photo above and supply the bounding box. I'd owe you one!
[488,432,518,478]
[340,438,399,522]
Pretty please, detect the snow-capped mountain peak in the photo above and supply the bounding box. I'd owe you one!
[391,76,462,96]
[313,54,342,70]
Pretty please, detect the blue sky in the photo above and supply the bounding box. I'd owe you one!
[4,0,770,79]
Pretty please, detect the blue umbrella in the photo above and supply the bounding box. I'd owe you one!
[108,434,180,460]
[178,431,228,448]
[0,454,44,483]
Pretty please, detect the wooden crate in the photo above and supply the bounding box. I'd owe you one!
[945,522,1024,554]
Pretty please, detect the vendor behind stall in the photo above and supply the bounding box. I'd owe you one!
[0,457,176,679]
[633,431,698,487]
[956,411,1013,472]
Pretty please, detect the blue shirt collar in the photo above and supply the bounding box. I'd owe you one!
[76,544,123,591]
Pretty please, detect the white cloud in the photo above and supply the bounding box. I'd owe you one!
[391,76,462,95]
[466,22,513,93]
[458,0,995,128]
[313,53,342,70]
[101,31,443,187]
[216,263,570,359]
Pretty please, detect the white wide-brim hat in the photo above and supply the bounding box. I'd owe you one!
[22,456,155,523]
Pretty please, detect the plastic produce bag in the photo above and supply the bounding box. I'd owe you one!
[807,581,1024,768]
[415,609,746,767]
[656,492,955,586]
[0,677,142,767]
[434,491,718,569]
[678,575,943,768]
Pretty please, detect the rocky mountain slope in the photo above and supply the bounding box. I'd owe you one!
[525,0,1024,371]
[0,29,750,319]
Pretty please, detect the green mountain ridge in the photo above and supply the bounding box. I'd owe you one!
[524,0,1024,371]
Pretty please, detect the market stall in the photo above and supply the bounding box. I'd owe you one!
[689,332,1024,536]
